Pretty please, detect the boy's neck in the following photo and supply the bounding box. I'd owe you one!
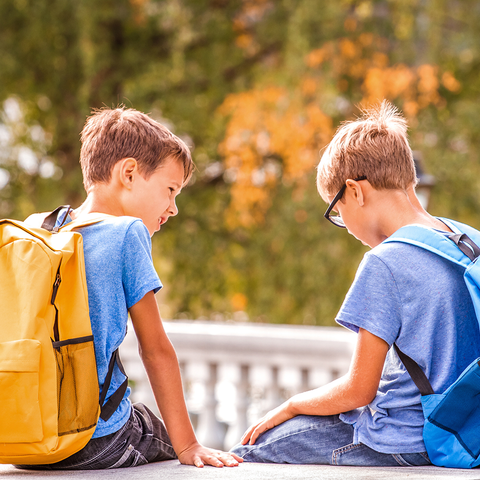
[346,180,450,248]
[370,187,451,243]
[71,185,126,220]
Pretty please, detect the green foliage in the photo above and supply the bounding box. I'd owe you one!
[1,0,480,324]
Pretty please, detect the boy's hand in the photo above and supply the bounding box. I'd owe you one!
[241,402,294,446]
[177,442,243,468]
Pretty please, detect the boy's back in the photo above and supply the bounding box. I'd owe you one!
[338,239,480,452]
[56,210,161,438]
[231,101,480,467]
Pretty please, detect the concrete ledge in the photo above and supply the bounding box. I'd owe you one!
[2,460,480,479]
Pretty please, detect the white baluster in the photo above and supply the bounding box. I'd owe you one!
[330,368,340,382]
[225,364,250,449]
[195,362,226,450]
[266,366,283,411]
[300,367,310,393]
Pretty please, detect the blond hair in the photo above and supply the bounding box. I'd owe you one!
[80,107,193,191]
[317,101,416,196]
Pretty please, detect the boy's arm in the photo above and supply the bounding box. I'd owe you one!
[129,291,242,467]
[241,328,389,445]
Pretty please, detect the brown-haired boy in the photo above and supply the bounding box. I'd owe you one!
[231,101,480,466]
[26,107,242,469]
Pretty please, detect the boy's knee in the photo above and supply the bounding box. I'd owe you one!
[229,443,269,463]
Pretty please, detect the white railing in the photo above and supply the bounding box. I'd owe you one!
[121,321,356,450]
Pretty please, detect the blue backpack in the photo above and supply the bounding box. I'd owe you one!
[384,218,480,469]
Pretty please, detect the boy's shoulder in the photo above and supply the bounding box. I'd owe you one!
[361,233,455,280]
[366,237,421,264]
[74,215,152,246]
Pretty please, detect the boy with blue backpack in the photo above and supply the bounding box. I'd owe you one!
[18,107,242,469]
[231,101,480,467]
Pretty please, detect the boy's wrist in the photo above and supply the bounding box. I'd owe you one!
[175,438,201,458]
[285,397,299,417]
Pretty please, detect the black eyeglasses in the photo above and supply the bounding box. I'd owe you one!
[324,176,367,228]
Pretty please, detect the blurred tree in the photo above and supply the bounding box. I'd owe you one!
[1,0,480,325]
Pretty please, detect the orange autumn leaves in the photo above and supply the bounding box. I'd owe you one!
[218,88,332,228]
[218,34,461,228]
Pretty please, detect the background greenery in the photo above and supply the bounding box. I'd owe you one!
[1,0,479,325]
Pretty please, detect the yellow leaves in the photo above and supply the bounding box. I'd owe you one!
[417,64,440,107]
[442,71,461,93]
[340,39,357,59]
[372,52,388,68]
[359,33,374,47]
[301,77,318,96]
[218,87,332,228]
[235,33,254,50]
[362,64,416,105]
[231,292,248,311]
[362,64,445,114]
[219,32,449,228]
[128,0,148,25]
[305,47,327,68]
[233,0,273,55]
[344,17,357,32]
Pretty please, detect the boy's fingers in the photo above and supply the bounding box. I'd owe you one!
[214,451,240,467]
[221,456,239,467]
[230,452,244,463]
[207,455,224,468]
[193,457,204,468]
[249,423,266,445]
[241,425,256,445]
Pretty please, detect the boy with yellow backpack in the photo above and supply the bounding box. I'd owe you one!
[0,107,242,469]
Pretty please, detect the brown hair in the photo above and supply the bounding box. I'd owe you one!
[80,107,194,191]
[317,101,416,197]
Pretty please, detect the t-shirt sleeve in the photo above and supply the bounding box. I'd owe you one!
[121,220,162,309]
[336,252,402,346]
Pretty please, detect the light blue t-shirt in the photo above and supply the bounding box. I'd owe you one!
[58,212,162,438]
[337,238,480,454]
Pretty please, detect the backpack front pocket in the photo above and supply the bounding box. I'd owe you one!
[53,336,99,436]
[0,339,43,443]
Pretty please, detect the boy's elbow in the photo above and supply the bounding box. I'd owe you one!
[344,376,378,409]
[356,390,377,408]
[354,382,379,408]
[138,341,178,366]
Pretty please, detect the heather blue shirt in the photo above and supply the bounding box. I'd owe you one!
[337,238,480,454]
[57,212,162,438]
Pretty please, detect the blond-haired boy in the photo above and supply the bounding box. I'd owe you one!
[231,101,480,466]
[26,107,242,470]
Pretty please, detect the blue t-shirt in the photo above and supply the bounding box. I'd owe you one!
[58,212,162,438]
[337,237,480,454]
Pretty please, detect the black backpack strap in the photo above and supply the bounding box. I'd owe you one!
[394,344,435,396]
[41,205,72,232]
[99,349,129,421]
[448,233,480,262]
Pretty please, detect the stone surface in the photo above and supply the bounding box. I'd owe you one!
[2,460,480,479]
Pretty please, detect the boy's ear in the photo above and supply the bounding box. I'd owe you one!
[345,178,365,207]
[118,158,139,189]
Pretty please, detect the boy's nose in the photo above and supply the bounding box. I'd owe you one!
[169,199,179,217]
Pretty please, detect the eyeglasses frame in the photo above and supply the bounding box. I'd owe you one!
[324,176,367,228]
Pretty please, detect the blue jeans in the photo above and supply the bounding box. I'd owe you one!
[17,403,177,470]
[231,414,431,466]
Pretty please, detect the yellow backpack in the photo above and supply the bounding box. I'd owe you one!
[0,206,126,465]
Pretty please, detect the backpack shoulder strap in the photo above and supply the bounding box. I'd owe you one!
[394,344,435,396]
[386,219,480,396]
[383,220,480,269]
[24,206,114,232]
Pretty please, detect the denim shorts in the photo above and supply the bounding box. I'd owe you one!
[231,414,431,467]
[17,403,177,470]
